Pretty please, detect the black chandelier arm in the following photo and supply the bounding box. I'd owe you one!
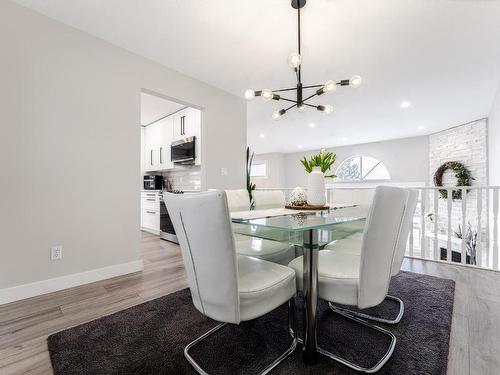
[302,102,317,109]
[280,97,298,104]
[272,87,299,93]
[284,103,298,112]
[302,92,319,103]
[302,84,324,90]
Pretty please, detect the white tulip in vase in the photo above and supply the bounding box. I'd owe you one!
[300,148,337,207]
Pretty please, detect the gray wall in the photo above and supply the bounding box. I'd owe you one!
[252,153,286,189]
[283,136,429,188]
[489,84,500,185]
[0,1,246,290]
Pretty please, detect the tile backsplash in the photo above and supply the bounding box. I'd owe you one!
[145,166,201,191]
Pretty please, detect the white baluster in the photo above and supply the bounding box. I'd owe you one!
[486,189,491,267]
[420,190,426,258]
[409,214,414,257]
[434,189,439,260]
[476,188,482,267]
[461,188,467,265]
[493,188,499,270]
[447,189,452,262]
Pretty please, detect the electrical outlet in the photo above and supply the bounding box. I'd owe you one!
[51,246,63,260]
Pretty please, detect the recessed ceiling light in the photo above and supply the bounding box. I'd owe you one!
[259,133,265,138]
[309,122,316,128]
[342,137,348,142]
[298,144,303,149]
[401,101,411,109]
[417,125,425,131]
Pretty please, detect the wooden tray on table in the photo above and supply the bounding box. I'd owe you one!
[285,204,329,210]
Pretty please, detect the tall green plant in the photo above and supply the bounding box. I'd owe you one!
[300,149,337,178]
[246,146,256,209]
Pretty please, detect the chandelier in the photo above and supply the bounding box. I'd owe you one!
[244,0,362,120]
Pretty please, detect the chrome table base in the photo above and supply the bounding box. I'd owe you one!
[302,229,319,364]
[329,294,405,325]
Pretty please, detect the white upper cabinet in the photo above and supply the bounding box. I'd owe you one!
[158,116,174,170]
[172,108,201,141]
[144,107,201,171]
[144,122,160,172]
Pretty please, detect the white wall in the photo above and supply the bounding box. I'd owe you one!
[0,1,246,296]
[251,153,286,189]
[282,136,429,188]
[489,85,500,185]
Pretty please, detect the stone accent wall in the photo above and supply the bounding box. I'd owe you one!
[428,119,488,237]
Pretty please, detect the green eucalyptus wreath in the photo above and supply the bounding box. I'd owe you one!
[433,161,474,200]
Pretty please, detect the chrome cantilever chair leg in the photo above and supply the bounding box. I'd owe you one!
[289,302,396,373]
[319,307,397,373]
[184,298,298,375]
[328,295,405,324]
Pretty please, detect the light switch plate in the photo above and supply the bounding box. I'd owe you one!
[221,167,228,176]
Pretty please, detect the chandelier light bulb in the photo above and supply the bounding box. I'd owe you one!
[244,89,255,100]
[324,80,337,94]
[318,104,333,114]
[297,103,306,112]
[272,109,286,120]
[349,75,362,88]
[261,89,273,101]
[287,52,302,70]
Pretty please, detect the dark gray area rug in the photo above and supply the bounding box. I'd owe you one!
[48,271,455,374]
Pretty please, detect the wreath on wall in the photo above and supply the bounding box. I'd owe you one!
[433,161,473,200]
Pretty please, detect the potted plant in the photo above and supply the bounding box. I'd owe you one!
[300,149,336,206]
[246,146,256,209]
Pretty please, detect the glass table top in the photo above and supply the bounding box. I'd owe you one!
[231,206,368,232]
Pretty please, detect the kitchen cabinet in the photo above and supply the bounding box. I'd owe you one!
[144,117,174,171]
[172,108,201,141]
[143,106,201,171]
[141,191,160,234]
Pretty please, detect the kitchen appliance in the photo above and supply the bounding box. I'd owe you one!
[160,190,184,243]
[171,136,195,164]
[144,175,164,190]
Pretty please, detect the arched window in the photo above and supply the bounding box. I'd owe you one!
[336,156,391,182]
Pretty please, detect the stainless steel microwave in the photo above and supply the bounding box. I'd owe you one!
[171,136,195,163]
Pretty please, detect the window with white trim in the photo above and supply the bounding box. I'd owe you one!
[250,160,267,177]
[335,156,390,181]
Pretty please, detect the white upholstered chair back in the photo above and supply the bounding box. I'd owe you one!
[391,189,419,276]
[253,190,286,209]
[358,186,407,309]
[225,189,251,212]
[164,191,241,324]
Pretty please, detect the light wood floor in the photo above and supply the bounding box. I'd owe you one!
[1,232,499,375]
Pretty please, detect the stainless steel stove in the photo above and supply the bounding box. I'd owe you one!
[159,190,184,244]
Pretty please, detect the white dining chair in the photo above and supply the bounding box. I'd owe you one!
[288,186,408,373]
[324,189,419,324]
[226,189,295,266]
[225,189,252,211]
[164,191,297,375]
[253,190,286,209]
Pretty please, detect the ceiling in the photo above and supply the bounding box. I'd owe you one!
[13,0,500,153]
[140,93,185,126]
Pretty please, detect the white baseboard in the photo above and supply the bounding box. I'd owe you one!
[0,260,143,305]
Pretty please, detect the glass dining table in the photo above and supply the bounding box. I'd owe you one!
[231,206,368,364]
